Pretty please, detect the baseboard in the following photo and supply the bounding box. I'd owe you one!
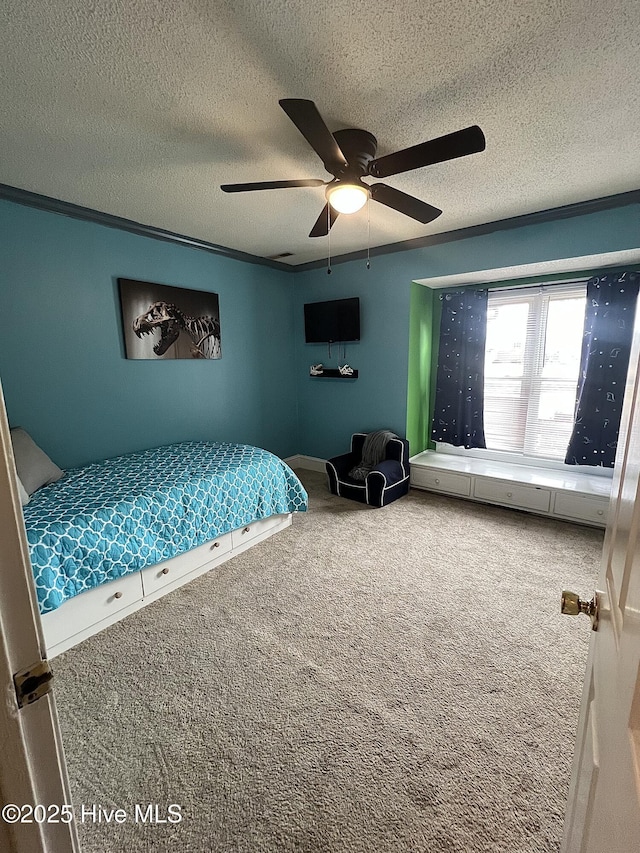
[285,454,327,472]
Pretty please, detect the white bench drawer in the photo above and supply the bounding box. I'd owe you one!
[553,493,608,526]
[473,478,551,513]
[411,468,472,496]
[141,533,232,595]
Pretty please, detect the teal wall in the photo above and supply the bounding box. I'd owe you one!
[293,253,416,460]
[0,201,296,468]
[294,203,640,460]
[1,198,639,469]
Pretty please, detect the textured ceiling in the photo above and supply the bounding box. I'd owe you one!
[1,0,639,266]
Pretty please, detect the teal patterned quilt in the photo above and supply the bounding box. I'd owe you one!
[23,441,308,614]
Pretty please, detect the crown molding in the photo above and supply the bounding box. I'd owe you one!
[292,189,640,271]
[0,183,290,272]
[2,182,639,275]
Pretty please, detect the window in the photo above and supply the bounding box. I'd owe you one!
[483,283,586,461]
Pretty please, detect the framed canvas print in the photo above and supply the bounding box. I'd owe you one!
[118,279,221,360]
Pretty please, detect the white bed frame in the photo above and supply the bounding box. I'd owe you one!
[41,513,292,658]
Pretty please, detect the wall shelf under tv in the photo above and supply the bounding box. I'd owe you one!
[309,368,358,379]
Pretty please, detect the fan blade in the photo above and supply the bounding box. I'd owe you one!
[368,125,486,178]
[279,99,348,175]
[370,183,442,224]
[309,203,339,238]
[221,179,324,193]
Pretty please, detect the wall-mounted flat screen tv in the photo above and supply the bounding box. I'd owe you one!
[304,297,360,343]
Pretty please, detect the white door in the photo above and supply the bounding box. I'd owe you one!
[561,311,640,850]
[0,380,79,853]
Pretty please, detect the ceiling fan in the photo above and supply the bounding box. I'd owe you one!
[221,99,486,238]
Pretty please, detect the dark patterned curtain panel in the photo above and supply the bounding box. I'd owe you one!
[431,289,488,448]
[565,271,640,468]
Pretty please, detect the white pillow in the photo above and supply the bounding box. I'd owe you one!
[17,476,30,506]
[10,428,64,495]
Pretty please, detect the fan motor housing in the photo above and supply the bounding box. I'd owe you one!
[332,129,377,177]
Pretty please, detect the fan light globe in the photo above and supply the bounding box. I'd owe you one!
[327,183,369,214]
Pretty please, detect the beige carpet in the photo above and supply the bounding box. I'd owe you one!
[52,469,602,853]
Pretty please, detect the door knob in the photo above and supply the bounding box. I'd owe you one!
[561,590,599,631]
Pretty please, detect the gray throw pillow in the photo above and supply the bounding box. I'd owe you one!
[10,428,64,495]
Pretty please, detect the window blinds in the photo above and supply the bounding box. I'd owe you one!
[483,282,587,461]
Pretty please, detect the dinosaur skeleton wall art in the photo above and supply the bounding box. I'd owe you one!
[133,301,221,359]
[118,279,222,360]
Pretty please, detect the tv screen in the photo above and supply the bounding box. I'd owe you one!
[304,297,360,343]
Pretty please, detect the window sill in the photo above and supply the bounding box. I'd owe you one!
[434,443,614,480]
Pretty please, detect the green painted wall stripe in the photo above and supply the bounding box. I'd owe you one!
[406,282,435,455]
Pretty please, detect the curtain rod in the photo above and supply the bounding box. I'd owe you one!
[438,275,590,298]
[487,276,590,292]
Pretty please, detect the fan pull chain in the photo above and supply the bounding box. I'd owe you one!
[366,195,371,269]
[327,204,332,275]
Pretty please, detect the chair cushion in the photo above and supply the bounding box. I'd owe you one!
[368,459,406,486]
[348,430,398,480]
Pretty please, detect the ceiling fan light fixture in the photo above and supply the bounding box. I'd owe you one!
[326,182,369,214]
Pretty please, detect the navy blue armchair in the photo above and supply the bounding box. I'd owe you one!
[326,433,411,508]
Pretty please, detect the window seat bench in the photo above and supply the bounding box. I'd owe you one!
[410,451,612,527]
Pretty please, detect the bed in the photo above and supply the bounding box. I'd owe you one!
[16,437,308,655]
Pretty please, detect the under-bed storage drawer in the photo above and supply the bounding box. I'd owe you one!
[473,478,551,513]
[553,493,609,526]
[231,514,291,551]
[411,468,472,497]
[42,571,144,650]
[141,532,232,595]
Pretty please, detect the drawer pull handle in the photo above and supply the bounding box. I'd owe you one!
[243,526,251,533]
[161,567,169,575]
[114,591,123,600]
[434,478,440,484]
[507,491,513,498]
[210,541,220,549]
[597,510,604,516]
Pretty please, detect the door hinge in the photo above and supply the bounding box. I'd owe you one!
[14,659,53,708]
